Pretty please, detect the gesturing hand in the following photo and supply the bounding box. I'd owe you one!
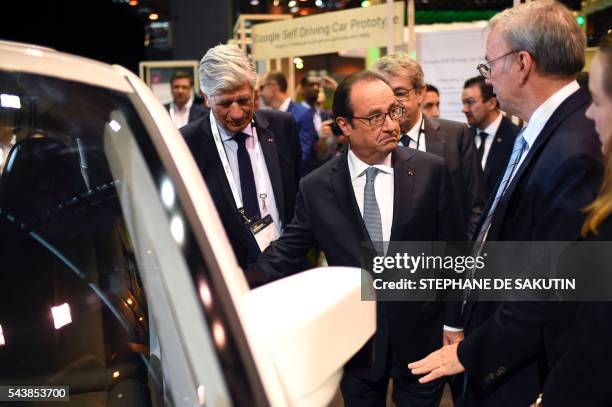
[408,343,465,383]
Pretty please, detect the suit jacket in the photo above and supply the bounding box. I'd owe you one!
[457,87,603,407]
[181,110,301,269]
[539,216,612,406]
[423,117,487,238]
[254,146,464,376]
[164,102,208,126]
[480,115,521,195]
[287,100,317,174]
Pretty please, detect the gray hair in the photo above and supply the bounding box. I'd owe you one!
[488,0,585,77]
[372,52,425,90]
[199,44,257,97]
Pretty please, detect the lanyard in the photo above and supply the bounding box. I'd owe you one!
[209,111,268,220]
[414,116,425,151]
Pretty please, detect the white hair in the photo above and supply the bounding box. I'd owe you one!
[199,44,257,97]
[488,0,585,76]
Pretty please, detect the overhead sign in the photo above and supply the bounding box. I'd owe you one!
[251,2,405,60]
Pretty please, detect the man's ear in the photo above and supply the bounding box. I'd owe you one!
[485,96,498,112]
[415,86,426,105]
[336,116,351,138]
[203,94,211,108]
[516,51,533,86]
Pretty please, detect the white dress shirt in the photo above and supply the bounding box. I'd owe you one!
[218,123,282,234]
[475,111,503,169]
[399,112,427,152]
[301,101,321,133]
[279,97,292,112]
[509,80,580,185]
[347,148,394,243]
[169,98,193,129]
[0,134,16,174]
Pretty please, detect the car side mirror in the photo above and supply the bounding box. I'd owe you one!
[241,267,376,406]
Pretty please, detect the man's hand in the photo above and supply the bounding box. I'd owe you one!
[408,343,465,383]
[443,329,464,346]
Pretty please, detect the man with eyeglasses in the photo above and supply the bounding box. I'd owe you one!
[408,2,602,406]
[251,71,464,406]
[461,75,521,195]
[181,44,301,270]
[373,54,487,240]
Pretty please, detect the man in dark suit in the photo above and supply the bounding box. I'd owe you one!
[407,2,603,406]
[164,70,207,129]
[260,71,317,174]
[251,71,464,407]
[462,75,521,196]
[181,44,301,270]
[373,55,487,239]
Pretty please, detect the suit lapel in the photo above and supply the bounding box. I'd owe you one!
[200,115,239,214]
[423,117,445,157]
[490,88,590,234]
[390,148,415,241]
[254,111,285,219]
[330,151,370,244]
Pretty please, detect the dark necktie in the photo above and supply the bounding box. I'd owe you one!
[476,131,488,160]
[233,132,261,222]
[400,134,410,147]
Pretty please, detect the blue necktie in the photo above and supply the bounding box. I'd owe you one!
[400,134,410,147]
[463,131,527,309]
[233,132,261,222]
[475,132,527,243]
[363,167,383,252]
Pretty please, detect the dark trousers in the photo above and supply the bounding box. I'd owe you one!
[340,336,444,407]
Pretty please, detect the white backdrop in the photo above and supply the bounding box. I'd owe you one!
[415,22,489,123]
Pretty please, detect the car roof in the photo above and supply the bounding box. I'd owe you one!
[0,40,132,93]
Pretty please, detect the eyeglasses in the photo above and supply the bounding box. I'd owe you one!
[393,87,416,101]
[477,51,517,79]
[348,106,405,128]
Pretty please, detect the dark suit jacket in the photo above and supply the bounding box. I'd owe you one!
[181,110,301,269]
[422,117,487,238]
[458,87,603,407]
[539,216,612,406]
[164,102,208,126]
[287,101,317,174]
[254,146,464,376]
[480,115,521,195]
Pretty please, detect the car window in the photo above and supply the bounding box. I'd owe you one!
[0,71,211,406]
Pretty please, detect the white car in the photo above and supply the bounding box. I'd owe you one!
[0,40,375,406]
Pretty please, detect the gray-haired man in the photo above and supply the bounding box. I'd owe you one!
[181,44,302,269]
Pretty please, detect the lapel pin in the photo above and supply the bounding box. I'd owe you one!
[268,138,274,143]
[497,137,502,143]
[408,169,415,176]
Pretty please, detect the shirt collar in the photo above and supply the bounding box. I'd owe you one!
[279,97,291,112]
[171,97,193,113]
[218,121,256,143]
[347,148,394,182]
[481,111,503,136]
[522,80,580,149]
[301,101,318,113]
[405,111,423,142]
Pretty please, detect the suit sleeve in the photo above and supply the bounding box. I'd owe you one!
[297,110,317,172]
[457,151,603,389]
[249,181,316,287]
[459,125,487,239]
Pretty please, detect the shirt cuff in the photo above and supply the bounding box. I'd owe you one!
[443,325,463,332]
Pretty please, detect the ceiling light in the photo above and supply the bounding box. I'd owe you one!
[315,0,324,6]
[250,0,259,4]
[148,13,159,21]
[129,0,138,5]
[361,0,370,7]
[288,0,297,7]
